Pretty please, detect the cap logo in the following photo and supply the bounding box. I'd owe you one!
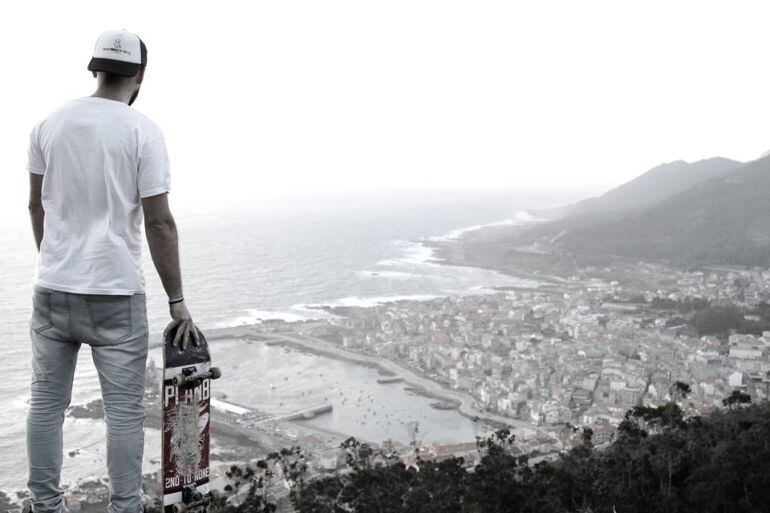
[101,37,132,57]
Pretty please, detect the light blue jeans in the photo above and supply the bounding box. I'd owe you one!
[27,285,149,513]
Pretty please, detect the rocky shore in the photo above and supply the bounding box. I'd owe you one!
[67,399,104,420]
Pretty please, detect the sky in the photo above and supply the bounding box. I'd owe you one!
[2,1,770,217]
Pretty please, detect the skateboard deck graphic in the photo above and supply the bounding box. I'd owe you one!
[162,327,221,513]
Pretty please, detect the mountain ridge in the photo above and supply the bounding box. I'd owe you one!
[554,155,770,266]
[521,156,745,243]
[570,156,743,218]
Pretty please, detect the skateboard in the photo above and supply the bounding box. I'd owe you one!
[162,327,222,513]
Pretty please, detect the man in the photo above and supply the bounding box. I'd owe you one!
[26,29,197,513]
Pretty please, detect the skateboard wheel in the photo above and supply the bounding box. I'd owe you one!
[210,367,222,379]
[173,374,187,387]
[209,489,221,500]
[173,503,186,513]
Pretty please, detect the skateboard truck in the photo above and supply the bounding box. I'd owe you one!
[172,485,220,513]
[173,366,222,388]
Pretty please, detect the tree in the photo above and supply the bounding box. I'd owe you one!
[668,381,691,402]
[692,305,743,335]
[221,401,770,513]
[271,446,308,511]
[223,461,276,513]
[340,437,375,471]
[722,390,751,409]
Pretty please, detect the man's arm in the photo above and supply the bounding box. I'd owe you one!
[142,192,199,349]
[28,172,44,251]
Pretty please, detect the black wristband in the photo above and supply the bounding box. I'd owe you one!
[168,296,185,305]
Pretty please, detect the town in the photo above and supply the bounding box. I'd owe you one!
[307,261,770,455]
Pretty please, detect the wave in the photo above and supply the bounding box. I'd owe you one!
[355,270,428,280]
[375,239,438,266]
[215,294,441,327]
[302,294,441,309]
[213,306,341,328]
[376,210,540,269]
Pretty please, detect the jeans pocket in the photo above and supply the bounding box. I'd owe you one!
[31,289,54,334]
[85,295,133,345]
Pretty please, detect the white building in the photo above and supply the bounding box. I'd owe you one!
[728,371,746,388]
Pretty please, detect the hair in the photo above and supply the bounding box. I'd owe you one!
[99,66,146,86]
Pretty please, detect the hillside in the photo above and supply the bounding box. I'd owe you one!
[556,155,770,266]
[521,157,744,244]
[214,400,770,513]
[571,157,743,218]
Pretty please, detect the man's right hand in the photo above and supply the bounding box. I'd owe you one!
[164,301,200,351]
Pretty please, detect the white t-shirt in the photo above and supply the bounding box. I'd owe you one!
[27,96,171,295]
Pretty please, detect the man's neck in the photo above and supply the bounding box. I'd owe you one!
[90,87,133,105]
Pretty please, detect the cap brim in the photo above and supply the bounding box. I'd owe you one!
[88,57,140,77]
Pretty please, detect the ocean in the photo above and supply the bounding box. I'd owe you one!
[0,187,582,494]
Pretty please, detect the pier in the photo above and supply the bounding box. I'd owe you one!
[277,403,334,421]
[376,376,404,384]
[210,398,333,424]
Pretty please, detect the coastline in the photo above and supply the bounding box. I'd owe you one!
[144,209,566,352]
[422,225,585,287]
